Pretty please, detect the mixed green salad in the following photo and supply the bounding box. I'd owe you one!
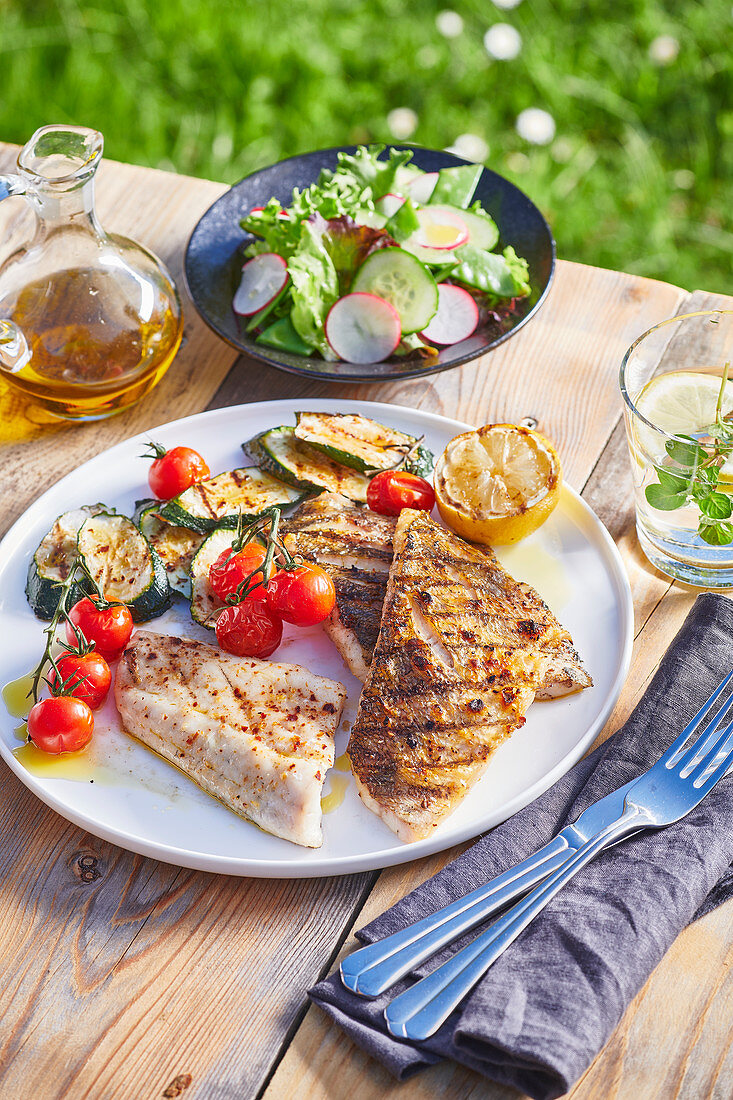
[233,146,531,366]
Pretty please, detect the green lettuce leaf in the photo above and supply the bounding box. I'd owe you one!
[288,221,339,359]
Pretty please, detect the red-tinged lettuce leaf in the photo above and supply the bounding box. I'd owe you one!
[309,213,397,292]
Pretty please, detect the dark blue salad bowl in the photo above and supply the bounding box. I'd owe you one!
[183,145,555,383]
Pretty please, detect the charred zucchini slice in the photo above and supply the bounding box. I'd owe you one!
[26,504,106,620]
[188,528,238,628]
[135,500,205,598]
[77,513,171,622]
[244,427,370,501]
[293,412,434,475]
[159,467,305,533]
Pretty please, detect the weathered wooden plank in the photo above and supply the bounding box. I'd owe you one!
[0,142,238,538]
[0,759,375,1100]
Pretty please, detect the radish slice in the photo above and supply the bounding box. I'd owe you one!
[413,207,469,250]
[233,253,288,315]
[404,172,438,204]
[375,193,406,218]
[325,293,401,363]
[419,285,479,345]
[249,205,289,218]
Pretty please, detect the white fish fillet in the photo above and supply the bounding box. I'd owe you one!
[114,630,346,847]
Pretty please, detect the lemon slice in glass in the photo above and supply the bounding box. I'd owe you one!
[632,371,733,464]
[434,424,562,545]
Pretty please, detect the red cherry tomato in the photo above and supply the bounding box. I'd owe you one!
[215,597,283,658]
[366,471,435,516]
[27,695,94,754]
[209,543,273,601]
[147,445,210,499]
[66,597,133,661]
[266,564,336,627]
[48,651,111,710]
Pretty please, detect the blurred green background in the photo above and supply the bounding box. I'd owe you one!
[2,0,731,290]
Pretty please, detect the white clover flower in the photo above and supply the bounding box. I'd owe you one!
[483,24,522,60]
[493,0,523,8]
[649,35,679,65]
[436,10,464,37]
[446,133,489,162]
[387,107,418,140]
[551,137,574,163]
[673,169,695,190]
[516,108,556,145]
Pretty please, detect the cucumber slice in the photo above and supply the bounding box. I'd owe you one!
[135,500,205,598]
[245,427,371,500]
[188,528,238,628]
[159,467,305,533]
[294,411,434,475]
[77,513,171,622]
[351,248,438,334]
[25,504,107,620]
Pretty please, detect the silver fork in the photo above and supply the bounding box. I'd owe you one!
[341,669,733,999]
[384,682,733,1041]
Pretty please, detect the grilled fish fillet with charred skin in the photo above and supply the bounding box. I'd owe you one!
[282,493,591,697]
[282,493,397,680]
[348,510,571,842]
[115,631,346,847]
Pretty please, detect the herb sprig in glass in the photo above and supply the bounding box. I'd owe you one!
[645,362,733,545]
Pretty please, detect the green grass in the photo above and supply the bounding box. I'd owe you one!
[2,0,731,291]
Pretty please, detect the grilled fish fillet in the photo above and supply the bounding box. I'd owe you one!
[347,509,576,841]
[282,493,397,680]
[282,493,590,698]
[115,630,346,847]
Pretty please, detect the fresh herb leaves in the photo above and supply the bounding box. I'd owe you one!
[644,363,733,545]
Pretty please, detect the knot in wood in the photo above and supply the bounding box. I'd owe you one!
[72,852,103,883]
[163,1075,193,1098]
[520,415,538,430]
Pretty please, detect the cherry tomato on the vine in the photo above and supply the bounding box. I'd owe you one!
[266,564,336,627]
[66,597,133,661]
[215,597,283,658]
[209,543,273,601]
[48,651,111,710]
[366,471,435,517]
[146,443,210,500]
[27,695,94,754]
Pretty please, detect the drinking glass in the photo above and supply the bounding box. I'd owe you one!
[620,309,733,587]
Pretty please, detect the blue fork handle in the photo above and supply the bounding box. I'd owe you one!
[340,834,572,997]
[384,809,648,1041]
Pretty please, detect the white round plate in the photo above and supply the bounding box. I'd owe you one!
[0,399,632,877]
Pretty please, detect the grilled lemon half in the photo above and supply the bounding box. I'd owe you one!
[434,423,562,545]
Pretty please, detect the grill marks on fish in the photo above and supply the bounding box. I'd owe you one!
[282,493,590,699]
[114,630,346,847]
[282,493,397,680]
[348,510,563,841]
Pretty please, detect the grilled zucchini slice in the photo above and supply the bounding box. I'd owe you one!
[159,467,304,533]
[293,412,434,476]
[77,513,171,622]
[188,528,238,628]
[244,427,371,501]
[135,500,205,598]
[25,504,106,620]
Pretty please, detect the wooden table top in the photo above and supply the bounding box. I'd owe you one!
[0,141,730,1100]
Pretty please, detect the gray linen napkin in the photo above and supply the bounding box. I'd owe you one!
[310,593,733,1099]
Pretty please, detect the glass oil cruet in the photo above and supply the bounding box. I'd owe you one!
[0,125,183,421]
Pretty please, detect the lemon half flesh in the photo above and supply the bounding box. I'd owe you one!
[434,423,562,545]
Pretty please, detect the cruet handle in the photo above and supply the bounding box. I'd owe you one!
[0,321,30,374]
